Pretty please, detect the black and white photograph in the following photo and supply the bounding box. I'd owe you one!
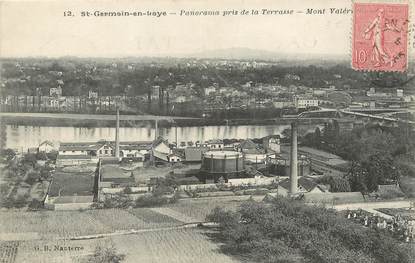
[0,0,414,262]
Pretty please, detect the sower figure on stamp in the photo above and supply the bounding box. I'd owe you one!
[363,8,391,67]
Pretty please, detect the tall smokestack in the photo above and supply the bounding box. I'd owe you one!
[155,119,158,140]
[115,107,120,158]
[290,122,298,195]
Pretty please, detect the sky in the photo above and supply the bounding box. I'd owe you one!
[0,0,381,58]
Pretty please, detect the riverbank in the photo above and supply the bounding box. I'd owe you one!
[0,112,326,127]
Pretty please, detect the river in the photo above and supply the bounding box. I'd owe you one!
[5,124,320,152]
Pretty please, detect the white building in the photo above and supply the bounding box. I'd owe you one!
[38,141,56,153]
[50,86,62,97]
[88,90,98,99]
[205,139,224,150]
[294,97,319,109]
[204,86,216,96]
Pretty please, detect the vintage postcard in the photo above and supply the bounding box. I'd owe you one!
[0,0,414,262]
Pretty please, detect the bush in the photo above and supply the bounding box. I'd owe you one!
[28,199,44,210]
[99,194,133,209]
[134,192,179,208]
[87,243,125,263]
[207,198,412,263]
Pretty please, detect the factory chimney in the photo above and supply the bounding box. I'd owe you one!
[290,122,298,195]
[115,107,120,158]
[155,119,158,140]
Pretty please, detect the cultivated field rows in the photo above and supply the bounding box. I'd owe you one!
[0,208,182,240]
[167,198,244,222]
[112,228,239,263]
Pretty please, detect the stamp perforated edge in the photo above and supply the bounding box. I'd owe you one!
[350,0,413,73]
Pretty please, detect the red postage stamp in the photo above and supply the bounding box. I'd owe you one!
[352,3,409,72]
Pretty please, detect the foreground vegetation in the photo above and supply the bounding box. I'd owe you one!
[301,122,415,195]
[207,198,414,263]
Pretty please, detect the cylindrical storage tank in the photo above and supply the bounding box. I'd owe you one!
[201,151,244,174]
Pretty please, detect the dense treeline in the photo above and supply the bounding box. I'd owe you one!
[207,198,414,263]
[301,122,415,193]
[1,58,409,97]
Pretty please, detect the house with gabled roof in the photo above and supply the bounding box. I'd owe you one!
[237,139,258,153]
[38,140,56,153]
[279,176,326,194]
[152,137,171,162]
[168,149,184,163]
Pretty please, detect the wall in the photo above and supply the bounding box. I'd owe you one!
[59,150,88,155]
[56,157,99,167]
[178,177,277,191]
[244,153,267,164]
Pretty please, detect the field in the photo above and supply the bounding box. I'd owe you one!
[0,196,252,262]
[0,203,242,263]
[1,228,239,263]
[111,228,238,263]
[0,208,182,240]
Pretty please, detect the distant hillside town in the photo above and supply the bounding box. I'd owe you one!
[1,58,414,118]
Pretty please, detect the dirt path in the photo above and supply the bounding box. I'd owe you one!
[334,200,412,211]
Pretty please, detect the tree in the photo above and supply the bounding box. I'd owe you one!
[0,148,16,162]
[88,243,125,263]
[207,198,412,263]
[28,199,44,210]
[314,127,321,147]
[364,153,399,191]
[280,128,291,143]
[36,151,48,160]
[25,171,40,185]
[347,161,368,193]
[22,153,37,167]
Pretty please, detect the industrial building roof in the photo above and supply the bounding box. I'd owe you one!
[204,150,242,158]
[239,139,258,150]
[59,141,152,152]
[184,147,209,162]
[299,147,344,160]
[279,177,320,192]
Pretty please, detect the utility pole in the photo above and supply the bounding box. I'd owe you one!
[290,122,298,196]
[115,107,120,158]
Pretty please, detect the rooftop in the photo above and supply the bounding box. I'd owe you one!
[184,147,209,162]
[204,150,242,158]
[279,176,319,192]
[59,140,153,152]
[239,139,258,150]
[299,146,343,160]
